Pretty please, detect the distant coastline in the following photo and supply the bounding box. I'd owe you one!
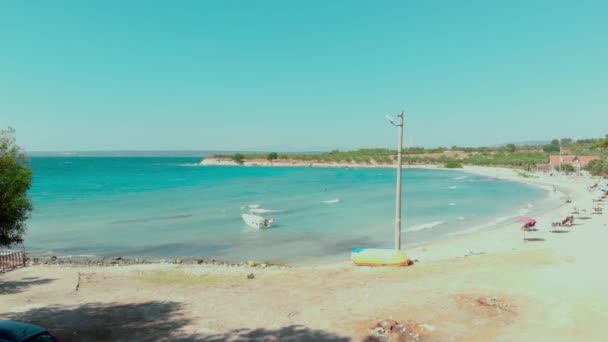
[199,156,442,169]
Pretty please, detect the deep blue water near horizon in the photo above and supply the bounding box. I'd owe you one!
[26,157,548,264]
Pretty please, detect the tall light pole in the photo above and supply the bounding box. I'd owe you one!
[386,111,404,250]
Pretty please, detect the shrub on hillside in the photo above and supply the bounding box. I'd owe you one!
[561,164,576,174]
[586,158,608,176]
[444,161,463,169]
[267,152,278,161]
[232,153,245,165]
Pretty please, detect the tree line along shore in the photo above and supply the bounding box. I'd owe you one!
[210,136,608,175]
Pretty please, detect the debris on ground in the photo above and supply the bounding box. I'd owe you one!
[476,297,516,313]
[364,319,425,342]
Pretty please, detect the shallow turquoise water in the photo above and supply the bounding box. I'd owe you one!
[27,157,547,264]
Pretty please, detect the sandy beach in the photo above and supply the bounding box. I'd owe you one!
[2,166,607,341]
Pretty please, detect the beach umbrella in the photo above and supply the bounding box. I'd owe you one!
[515,217,535,224]
[516,217,536,240]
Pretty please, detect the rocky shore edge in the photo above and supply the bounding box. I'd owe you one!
[27,255,291,269]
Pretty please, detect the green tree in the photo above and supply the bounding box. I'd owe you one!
[561,164,576,174]
[586,158,608,176]
[543,139,560,153]
[1,128,33,247]
[232,153,245,165]
[505,144,517,153]
[266,152,278,161]
[596,138,608,151]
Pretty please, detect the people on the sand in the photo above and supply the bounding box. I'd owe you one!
[553,216,574,227]
[522,220,537,231]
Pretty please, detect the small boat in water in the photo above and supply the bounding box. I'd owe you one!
[249,208,285,214]
[242,213,275,229]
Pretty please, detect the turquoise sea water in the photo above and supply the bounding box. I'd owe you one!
[27,157,549,264]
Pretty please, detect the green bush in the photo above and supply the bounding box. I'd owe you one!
[586,158,608,176]
[232,153,245,165]
[561,164,576,174]
[444,161,463,168]
[543,139,560,154]
[267,152,278,161]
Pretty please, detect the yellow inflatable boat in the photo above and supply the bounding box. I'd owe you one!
[351,248,411,267]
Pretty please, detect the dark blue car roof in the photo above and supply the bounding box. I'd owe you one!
[0,320,47,342]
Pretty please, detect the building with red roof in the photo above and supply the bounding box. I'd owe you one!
[548,155,599,168]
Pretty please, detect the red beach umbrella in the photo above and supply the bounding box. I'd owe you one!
[516,217,536,241]
[515,217,535,224]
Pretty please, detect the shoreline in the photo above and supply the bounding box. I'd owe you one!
[3,167,607,340]
[25,166,565,267]
[405,166,574,262]
[200,156,424,169]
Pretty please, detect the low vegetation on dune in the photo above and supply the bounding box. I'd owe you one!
[444,161,463,169]
[216,135,608,172]
[586,158,608,176]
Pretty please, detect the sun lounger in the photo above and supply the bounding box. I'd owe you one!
[594,207,603,214]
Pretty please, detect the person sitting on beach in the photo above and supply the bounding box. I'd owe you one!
[523,220,536,230]
[553,216,574,227]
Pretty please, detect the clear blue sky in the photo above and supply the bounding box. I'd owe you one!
[1,1,607,152]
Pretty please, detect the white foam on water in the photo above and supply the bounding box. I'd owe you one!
[322,199,340,204]
[447,215,513,237]
[458,216,465,220]
[248,204,261,209]
[406,220,447,232]
[449,203,457,206]
[453,175,468,180]
[448,186,457,189]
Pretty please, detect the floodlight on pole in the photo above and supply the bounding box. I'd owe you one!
[386,111,405,250]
